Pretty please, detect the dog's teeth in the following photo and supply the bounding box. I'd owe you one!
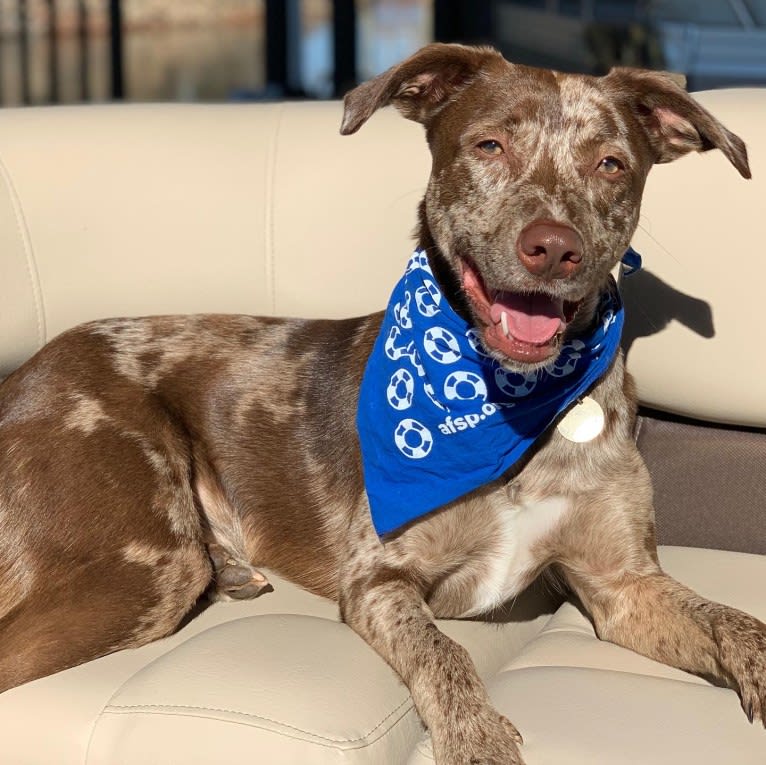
[500,311,510,338]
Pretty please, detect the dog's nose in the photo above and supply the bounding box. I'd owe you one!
[517,222,583,280]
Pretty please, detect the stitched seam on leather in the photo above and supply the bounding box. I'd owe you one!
[264,102,285,315]
[100,703,417,752]
[0,154,47,348]
[84,641,200,761]
[498,663,708,687]
[102,695,415,746]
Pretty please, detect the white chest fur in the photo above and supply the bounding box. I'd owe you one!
[460,495,571,617]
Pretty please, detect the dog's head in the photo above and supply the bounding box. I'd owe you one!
[341,43,749,372]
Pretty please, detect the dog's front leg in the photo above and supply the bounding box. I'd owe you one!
[339,534,524,764]
[572,569,766,724]
[558,486,766,726]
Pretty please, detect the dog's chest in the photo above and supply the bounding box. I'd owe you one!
[459,494,571,617]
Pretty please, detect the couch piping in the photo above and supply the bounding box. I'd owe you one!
[98,695,416,750]
[0,153,47,348]
[264,102,285,315]
[493,661,720,690]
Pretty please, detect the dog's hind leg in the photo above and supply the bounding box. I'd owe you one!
[195,472,273,601]
[0,538,211,693]
[0,402,213,692]
[207,542,272,600]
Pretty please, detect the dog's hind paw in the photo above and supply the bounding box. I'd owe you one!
[208,543,273,600]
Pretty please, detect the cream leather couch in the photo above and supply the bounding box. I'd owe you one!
[0,91,764,764]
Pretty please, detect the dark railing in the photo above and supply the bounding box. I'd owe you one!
[5,0,364,105]
[0,0,124,105]
[264,0,358,99]
[262,0,487,99]
[1,1,485,107]
[108,0,124,100]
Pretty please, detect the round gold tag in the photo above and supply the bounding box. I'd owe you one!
[557,396,605,443]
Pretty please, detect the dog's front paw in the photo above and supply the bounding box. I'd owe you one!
[433,707,525,765]
[714,609,766,726]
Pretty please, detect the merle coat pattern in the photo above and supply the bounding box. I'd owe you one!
[0,44,763,764]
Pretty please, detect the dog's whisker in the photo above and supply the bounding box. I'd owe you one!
[622,299,664,336]
[634,220,683,267]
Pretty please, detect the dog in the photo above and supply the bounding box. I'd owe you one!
[0,44,763,764]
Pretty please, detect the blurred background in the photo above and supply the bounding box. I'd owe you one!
[1,0,765,107]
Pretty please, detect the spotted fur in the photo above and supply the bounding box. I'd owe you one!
[0,44,762,764]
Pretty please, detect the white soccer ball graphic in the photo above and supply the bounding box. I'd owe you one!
[495,367,539,397]
[386,369,415,411]
[415,279,441,317]
[547,339,585,377]
[443,370,488,401]
[394,418,433,459]
[423,327,461,364]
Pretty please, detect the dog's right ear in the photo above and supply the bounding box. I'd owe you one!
[606,67,751,179]
[340,43,502,135]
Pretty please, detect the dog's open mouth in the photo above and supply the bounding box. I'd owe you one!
[461,259,580,365]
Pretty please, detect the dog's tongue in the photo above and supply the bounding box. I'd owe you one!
[489,292,564,344]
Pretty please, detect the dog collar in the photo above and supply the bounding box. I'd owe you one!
[357,249,632,537]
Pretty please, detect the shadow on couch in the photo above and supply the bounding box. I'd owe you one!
[620,268,715,359]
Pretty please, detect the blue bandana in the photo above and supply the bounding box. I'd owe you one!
[357,249,631,537]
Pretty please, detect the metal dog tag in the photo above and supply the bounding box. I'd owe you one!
[557,396,605,443]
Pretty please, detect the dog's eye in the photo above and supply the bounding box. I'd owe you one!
[477,140,504,156]
[598,156,624,175]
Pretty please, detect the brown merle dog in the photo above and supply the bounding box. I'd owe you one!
[0,44,762,764]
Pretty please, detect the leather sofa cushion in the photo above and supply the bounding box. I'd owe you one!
[410,547,766,764]
[2,547,763,764]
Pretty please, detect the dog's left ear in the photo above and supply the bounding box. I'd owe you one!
[607,67,751,179]
[340,43,502,135]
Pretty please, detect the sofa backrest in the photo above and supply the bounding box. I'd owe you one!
[0,101,426,373]
[0,92,763,427]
